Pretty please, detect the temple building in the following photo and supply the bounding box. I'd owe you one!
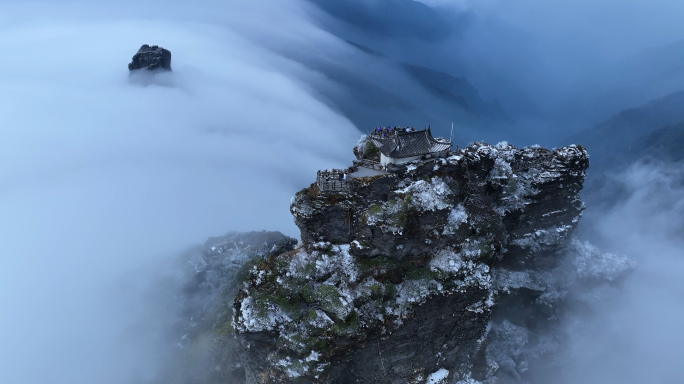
[369,127,452,166]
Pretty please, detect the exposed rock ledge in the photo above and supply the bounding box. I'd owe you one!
[228,141,609,383]
[128,44,172,71]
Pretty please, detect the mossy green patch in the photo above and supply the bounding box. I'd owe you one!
[214,309,235,337]
[383,282,397,299]
[479,243,492,259]
[232,256,262,290]
[357,256,399,275]
[301,260,317,278]
[369,283,383,300]
[330,310,360,337]
[297,284,316,303]
[316,284,345,319]
[403,264,442,281]
[368,204,383,215]
[357,256,442,283]
[305,309,318,322]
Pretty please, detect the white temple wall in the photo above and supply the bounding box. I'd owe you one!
[380,153,422,166]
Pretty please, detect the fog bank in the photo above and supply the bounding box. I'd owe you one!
[561,163,684,383]
[0,1,358,382]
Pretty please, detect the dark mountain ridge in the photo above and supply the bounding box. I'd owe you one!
[620,121,684,164]
[566,89,684,167]
[307,0,456,41]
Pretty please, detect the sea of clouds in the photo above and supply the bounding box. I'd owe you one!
[0,1,359,383]
[2,1,684,383]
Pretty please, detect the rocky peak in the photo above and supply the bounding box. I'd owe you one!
[231,140,593,383]
[293,141,587,266]
[128,44,172,71]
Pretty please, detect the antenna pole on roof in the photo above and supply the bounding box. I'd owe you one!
[450,122,454,143]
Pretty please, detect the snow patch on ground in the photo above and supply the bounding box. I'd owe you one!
[236,296,292,332]
[314,244,359,283]
[430,249,465,274]
[489,157,514,180]
[443,204,468,234]
[365,199,407,235]
[456,379,482,384]
[426,368,449,384]
[398,177,452,211]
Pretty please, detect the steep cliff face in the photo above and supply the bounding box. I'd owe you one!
[232,142,592,383]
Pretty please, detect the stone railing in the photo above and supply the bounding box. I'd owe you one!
[352,159,385,172]
[316,169,352,194]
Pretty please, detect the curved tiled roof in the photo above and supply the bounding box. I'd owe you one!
[369,128,451,158]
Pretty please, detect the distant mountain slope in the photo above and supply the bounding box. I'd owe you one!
[576,118,684,248]
[566,90,684,165]
[285,38,513,142]
[292,2,514,142]
[307,0,454,40]
[579,118,684,216]
[331,41,511,140]
[575,39,684,123]
[620,121,684,164]
[400,63,510,123]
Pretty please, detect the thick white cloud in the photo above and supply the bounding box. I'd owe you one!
[561,164,684,383]
[0,1,359,382]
